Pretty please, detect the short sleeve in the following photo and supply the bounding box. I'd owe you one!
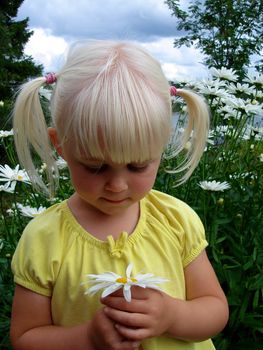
[11,216,62,297]
[149,190,208,268]
[179,204,208,267]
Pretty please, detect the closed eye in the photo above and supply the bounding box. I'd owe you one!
[84,164,108,174]
[81,162,150,173]
[127,163,149,172]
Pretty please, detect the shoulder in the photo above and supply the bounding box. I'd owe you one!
[26,200,67,225]
[145,190,208,267]
[14,200,72,256]
[147,189,190,208]
[11,202,67,294]
[22,200,68,239]
[11,201,73,295]
[145,189,202,227]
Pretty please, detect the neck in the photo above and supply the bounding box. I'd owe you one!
[67,193,140,240]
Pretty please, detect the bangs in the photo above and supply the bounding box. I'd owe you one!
[66,62,171,162]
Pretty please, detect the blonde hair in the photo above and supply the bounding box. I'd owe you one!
[13,40,209,196]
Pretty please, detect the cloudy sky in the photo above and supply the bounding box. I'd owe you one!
[17,0,209,81]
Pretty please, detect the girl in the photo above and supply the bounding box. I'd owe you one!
[10,40,228,350]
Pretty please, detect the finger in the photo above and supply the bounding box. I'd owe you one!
[92,308,141,350]
[116,323,150,341]
[121,339,141,350]
[104,307,147,328]
[106,286,150,300]
[109,289,124,297]
[130,286,150,298]
[129,286,154,300]
[102,296,147,314]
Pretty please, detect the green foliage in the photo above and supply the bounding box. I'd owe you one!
[156,69,263,348]
[0,0,43,130]
[165,0,263,76]
[0,71,263,348]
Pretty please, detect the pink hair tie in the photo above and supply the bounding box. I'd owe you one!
[45,72,57,84]
[170,86,177,96]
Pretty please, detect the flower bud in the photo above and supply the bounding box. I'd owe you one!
[217,198,224,205]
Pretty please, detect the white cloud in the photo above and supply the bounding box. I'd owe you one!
[18,0,177,41]
[24,28,68,72]
[18,0,208,80]
[142,38,207,81]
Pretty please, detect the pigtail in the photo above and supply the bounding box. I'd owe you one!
[165,89,210,185]
[13,77,58,197]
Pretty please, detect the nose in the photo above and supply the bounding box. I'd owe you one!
[105,173,128,193]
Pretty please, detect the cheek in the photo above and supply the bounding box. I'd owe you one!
[132,173,157,193]
[69,170,103,194]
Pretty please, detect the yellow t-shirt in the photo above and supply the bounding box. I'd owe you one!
[12,189,215,350]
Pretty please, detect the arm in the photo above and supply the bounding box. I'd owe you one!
[10,284,140,350]
[102,250,229,342]
[167,249,229,341]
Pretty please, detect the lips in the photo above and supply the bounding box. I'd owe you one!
[102,198,127,203]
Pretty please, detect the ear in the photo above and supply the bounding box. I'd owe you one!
[48,127,63,157]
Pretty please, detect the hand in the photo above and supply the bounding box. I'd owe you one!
[101,286,174,341]
[89,308,141,350]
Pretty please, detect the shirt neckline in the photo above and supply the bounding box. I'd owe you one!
[61,197,147,250]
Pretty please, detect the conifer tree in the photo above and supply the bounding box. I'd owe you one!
[0,0,43,128]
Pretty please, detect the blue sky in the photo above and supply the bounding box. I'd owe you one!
[17,0,208,81]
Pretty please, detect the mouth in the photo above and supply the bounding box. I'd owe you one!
[102,198,127,204]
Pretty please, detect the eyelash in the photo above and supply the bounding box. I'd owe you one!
[84,164,107,174]
[83,164,148,174]
[127,164,148,172]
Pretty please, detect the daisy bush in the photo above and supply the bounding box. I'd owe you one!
[0,70,262,349]
[157,68,263,349]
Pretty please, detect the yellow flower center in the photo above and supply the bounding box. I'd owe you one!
[116,277,137,284]
[17,175,23,181]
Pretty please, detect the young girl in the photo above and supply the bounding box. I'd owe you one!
[10,40,228,350]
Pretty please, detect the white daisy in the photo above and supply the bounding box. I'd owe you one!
[0,238,4,251]
[83,263,169,302]
[210,67,238,82]
[253,90,263,99]
[197,80,229,98]
[228,82,255,95]
[6,208,15,216]
[228,98,263,115]
[39,87,52,100]
[0,129,14,138]
[199,180,231,192]
[215,125,231,134]
[56,157,68,170]
[244,73,263,85]
[0,164,31,187]
[218,104,239,119]
[17,203,46,217]
[0,182,15,193]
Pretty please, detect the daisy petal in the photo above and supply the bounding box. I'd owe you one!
[101,284,122,298]
[135,273,154,281]
[86,282,113,295]
[82,263,169,302]
[123,284,132,302]
[126,263,133,278]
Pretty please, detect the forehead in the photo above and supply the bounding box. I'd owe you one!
[70,148,161,165]
[62,131,163,165]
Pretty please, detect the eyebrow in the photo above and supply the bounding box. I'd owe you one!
[77,155,103,162]
[78,158,153,166]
